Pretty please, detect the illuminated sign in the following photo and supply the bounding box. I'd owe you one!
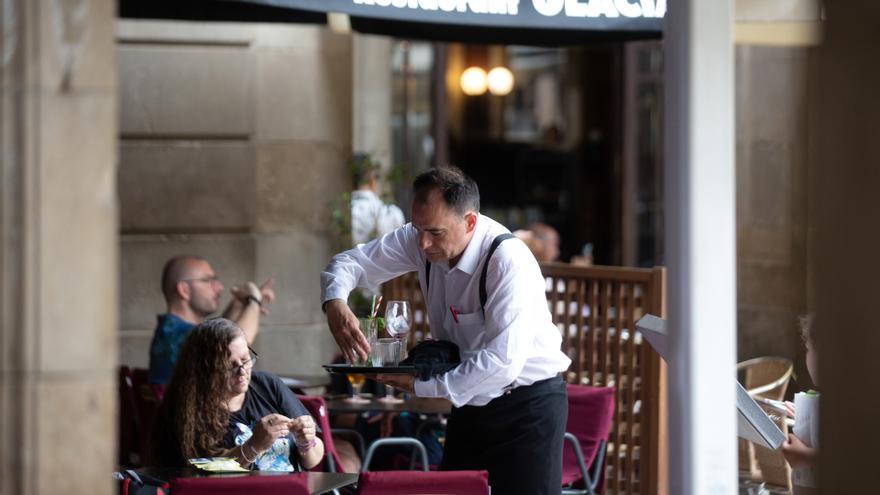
[350,0,666,19]
[277,0,665,32]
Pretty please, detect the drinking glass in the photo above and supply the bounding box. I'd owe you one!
[384,300,412,361]
[372,338,400,367]
[346,373,367,403]
[355,317,378,366]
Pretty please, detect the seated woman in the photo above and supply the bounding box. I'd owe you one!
[152,318,324,471]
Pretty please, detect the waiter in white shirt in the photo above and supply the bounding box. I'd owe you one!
[321,166,571,494]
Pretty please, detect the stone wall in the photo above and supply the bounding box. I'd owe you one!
[116,21,353,376]
[735,45,812,385]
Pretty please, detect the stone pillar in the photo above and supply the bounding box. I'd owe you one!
[1,0,117,494]
[665,0,738,493]
[735,45,810,370]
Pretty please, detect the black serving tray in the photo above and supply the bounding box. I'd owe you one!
[322,364,417,375]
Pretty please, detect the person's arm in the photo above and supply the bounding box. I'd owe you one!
[217,413,293,469]
[321,226,421,363]
[223,279,274,344]
[289,415,324,469]
[412,243,557,407]
[268,373,325,469]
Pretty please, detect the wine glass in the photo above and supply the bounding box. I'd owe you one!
[384,300,412,356]
[346,373,367,403]
[382,301,411,403]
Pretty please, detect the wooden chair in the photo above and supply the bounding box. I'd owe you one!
[738,356,794,399]
[737,356,794,489]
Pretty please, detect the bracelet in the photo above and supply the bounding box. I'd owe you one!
[240,442,259,464]
[246,295,262,307]
[296,437,317,453]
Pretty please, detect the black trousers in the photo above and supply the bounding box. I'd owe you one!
[440,376,568,495]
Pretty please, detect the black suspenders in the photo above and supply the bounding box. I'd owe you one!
[424,233,515,312]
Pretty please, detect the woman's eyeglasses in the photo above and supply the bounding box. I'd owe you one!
[230,348,259,375]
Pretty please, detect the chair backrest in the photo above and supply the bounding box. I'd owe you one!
[737,357,794,400]
[129,368,165,464]
[296,394,347,472]
[355,470,490,495]
[118,366,141,466]
[563,385,616,489]
[169,474,309,495]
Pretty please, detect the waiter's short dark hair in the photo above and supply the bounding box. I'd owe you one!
[412,166,480,215]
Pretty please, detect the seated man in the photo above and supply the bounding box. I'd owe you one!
[148,255,274,385]
[513,222,560,263]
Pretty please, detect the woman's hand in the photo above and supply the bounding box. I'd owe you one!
[289,415,324,469]
[250,413,292,452]
[781,433,818,469]
[288,415,317,446]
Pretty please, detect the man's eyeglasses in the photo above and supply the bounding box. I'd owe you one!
[230,348,259,375]
[183,276,221,285]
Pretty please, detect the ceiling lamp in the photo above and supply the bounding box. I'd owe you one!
[460,67,488,96]
[487,66,514,96]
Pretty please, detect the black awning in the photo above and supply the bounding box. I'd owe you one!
[119,0,327,24]
[119,0,664,44]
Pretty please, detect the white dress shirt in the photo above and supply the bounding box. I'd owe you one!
[321,214,571,407]
[350,190,406,245]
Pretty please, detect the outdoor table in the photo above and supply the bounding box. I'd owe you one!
[324,395,452,415]
[133,467,358,494]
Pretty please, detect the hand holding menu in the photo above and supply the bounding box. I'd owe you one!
[635,314,786,450]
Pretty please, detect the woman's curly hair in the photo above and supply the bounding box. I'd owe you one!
[153,318,244,463]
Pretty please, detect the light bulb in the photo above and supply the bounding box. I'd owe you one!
[460,67,488,96]
[487,66,514,96]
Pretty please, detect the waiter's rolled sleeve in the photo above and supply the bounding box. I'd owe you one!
[320,227,422,305]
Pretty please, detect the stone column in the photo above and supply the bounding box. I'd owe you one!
[665,0,738,493]
[1,0,117,494]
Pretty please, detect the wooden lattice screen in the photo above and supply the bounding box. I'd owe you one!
[541,263,667,495]
[383,264,667,495]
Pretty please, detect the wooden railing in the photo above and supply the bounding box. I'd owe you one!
[383,264,667,495]
[540,263,667,495]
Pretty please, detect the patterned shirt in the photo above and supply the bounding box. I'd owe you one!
[148,313,195,385]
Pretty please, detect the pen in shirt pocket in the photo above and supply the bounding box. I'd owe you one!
[449,305,459,323]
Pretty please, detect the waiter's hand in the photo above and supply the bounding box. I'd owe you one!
[324,299,370,364]
[376,374,415,394]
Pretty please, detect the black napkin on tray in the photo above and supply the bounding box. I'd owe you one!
[400,340,461,381]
